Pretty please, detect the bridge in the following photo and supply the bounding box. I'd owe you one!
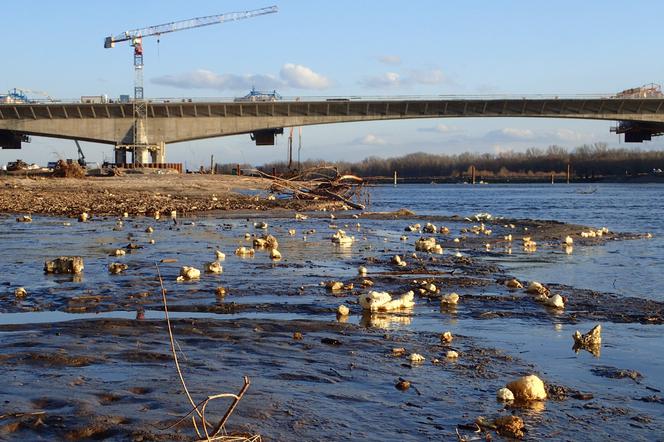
[1,95,664,163]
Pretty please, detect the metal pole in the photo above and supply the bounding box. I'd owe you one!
[394,170,397,187]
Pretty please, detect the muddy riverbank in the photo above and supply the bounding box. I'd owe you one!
[0,175,341,216]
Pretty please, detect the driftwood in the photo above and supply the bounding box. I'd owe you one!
[261,167,366,210]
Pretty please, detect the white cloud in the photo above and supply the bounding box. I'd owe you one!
[152,69,281,91]
[356,134,386,145]
[152,64,331,91]
[279,63,331,89]
[408,69,446,85]
[359,72,402,89]
[358,68,448,89]
[378,55,401,65]
[418,123,460,134]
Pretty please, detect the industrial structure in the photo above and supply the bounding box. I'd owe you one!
[103,6,278,165]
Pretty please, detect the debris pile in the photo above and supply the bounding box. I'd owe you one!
[267,167,366,210]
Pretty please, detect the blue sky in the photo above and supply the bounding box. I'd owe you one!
[2,0,664,167]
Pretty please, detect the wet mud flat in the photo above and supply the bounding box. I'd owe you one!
[0,211,662,440]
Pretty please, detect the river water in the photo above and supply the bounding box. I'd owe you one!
[0,183,662,440]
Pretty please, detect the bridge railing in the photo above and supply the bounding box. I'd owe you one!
[3,93,663,105]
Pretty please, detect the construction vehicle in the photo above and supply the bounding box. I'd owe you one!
[234,87,282,102]
[74,140,86,167]
[103,6,278,161]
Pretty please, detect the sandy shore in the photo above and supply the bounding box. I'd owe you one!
[0,174,338,216]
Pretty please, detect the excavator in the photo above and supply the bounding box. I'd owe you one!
[74,140,86,167]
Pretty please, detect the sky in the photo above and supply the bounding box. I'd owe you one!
[2,0,664,168]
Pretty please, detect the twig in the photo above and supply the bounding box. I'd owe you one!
[156,263,258,442]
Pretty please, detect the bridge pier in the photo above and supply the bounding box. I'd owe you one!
[150,141,166,163]
[114,146,127,165]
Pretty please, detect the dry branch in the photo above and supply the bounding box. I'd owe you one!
[261,166,366,209]
[156,264,259,442]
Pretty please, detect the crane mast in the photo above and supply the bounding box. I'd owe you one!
[103,6,278,165]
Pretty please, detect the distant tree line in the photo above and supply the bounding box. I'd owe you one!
[217,143,664,179]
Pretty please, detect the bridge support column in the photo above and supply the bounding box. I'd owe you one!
[150,141,166,164]
[114,146,127,165]
[134,145,151,164]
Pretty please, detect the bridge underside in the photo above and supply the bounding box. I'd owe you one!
[2,98,664,158]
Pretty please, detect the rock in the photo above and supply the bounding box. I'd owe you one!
[494,415,525,438]
[331,229,354,246]
[123,212,129,218]
[405,223,421,232]
[325,281,344,291]
[148,239,155,245]
[254,221,268,229]
[392,347,406,356]
[108,262,128,274]
[391,255,407,267]
[215,250,226,260]
[573,324,602,356]
[395,379,411,391]
[432,244,443,254]
[358,266,367,276]
[170,210,177,220]
[408,353,425,363]
[14,287,27,298]
[293,331,303,340]
[204,261,223,273]
[544,294,565,309]
[265,234,279,249]
[215,287,227,296]
[497,387,515,402]
[441,293,460,305]
[44,256,84,274]
[295,213,308,220]
[177,266,201,281]
[269,249,282,260]
[423,222,437,233]
[505,278,523,289]
[16,215,32,222]
[506,375,547,401]
[361,279,374,287]
[112,249,126,257]
[145,226,154,233]
[337,304,350,316]
[253,238,267,248]
[400,235,408,241]
[526,281,548,296]
[235,247,255,257]
[446,350,459,359]
[78,212,89,222]
[565,235,574,245]
[441,331,453,343]
[153,210,160,220]
[415,237,437,252]
[359,290,415,311]
[267,194,276,201]
[288,229,296,236]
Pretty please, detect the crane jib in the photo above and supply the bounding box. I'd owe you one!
[103,5,278,48]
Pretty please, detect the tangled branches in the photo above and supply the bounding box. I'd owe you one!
[264,166,366,210]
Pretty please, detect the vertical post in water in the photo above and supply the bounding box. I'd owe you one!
[394,170,397,187]
[237,164,241,176]
[566,163,571,184]
[471,165,476,185]
[551,173,554,184]
[210,155,214,175]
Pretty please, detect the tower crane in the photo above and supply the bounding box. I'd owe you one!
[103,6,278,165]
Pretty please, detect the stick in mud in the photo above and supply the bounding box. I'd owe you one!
[156,264,259,442]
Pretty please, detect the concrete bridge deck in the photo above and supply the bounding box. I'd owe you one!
[1,96,663,152]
